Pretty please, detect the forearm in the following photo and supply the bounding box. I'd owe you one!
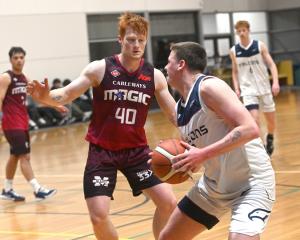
[231,71,240,91]
[201,125,259,160]
[270,64,279,85]
[48,88,73,106]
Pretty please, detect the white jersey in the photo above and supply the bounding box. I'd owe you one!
[231,40,271,96]
[176,75,275,200]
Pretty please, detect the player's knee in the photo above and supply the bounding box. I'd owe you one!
[89,211,109,226]
[157,196,177,215]
[19,154,30,162]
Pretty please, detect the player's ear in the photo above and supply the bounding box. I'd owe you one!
[178,59,186,71]
[118,35,122,44]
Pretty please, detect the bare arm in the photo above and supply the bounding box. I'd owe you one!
[260,42,280,96]
[154,68,177,126]
[229,50,241,97]
[0,73,11,112]
[28,60,105,107]
[172,78,259,172]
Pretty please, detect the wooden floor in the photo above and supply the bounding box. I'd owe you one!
[0,88,300,240]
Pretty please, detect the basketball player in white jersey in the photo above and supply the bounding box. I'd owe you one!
[230,20,280,156]
[158,42,275,240]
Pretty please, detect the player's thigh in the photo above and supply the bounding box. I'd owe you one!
[86,195,111,220]
[143,183,176,208]
[229,232,260,240]
[159,207,206,240]
[83,144,118,199]
[260,94,275,113]
[3,130,30,155]
[121,146,161,197]
[242,95,259,111]
[230,186,274,237]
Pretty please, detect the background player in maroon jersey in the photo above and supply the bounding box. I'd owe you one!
[28,13,177,239]
[0,47,56,201]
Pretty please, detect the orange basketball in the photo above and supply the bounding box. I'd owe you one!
[151,139,190,184]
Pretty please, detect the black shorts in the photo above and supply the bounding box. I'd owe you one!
[3,130,30,155]
[83,143,161,199]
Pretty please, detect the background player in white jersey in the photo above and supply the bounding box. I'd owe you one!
[230,20,280,156]
[158,42,275,240]
[28,12,177,240]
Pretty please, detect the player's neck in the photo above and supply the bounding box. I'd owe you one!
[240,38,251,48]
[118,54,141,73]
[11,68,22,75]
[180,72,202,102]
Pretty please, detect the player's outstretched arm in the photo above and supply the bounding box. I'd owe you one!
[28,60,105,107]
[154,68,177,126]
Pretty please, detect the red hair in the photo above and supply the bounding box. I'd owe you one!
[118,12,148,38]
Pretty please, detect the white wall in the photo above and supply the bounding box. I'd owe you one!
[0,13,89,81]
[203,0,267,12]
[0,0,203,83]
[266,0,300,10]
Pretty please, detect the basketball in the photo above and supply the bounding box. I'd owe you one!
[151,139,190,184]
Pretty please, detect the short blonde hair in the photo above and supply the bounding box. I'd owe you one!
[118,12,148,38]
[235,20,250,30]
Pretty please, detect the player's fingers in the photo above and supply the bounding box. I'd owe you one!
[44,78,49,89]
[180,141,191,150]
[147,159,152,165]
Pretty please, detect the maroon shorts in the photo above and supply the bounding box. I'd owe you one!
[83,143,161,199]
[3,130,30,155]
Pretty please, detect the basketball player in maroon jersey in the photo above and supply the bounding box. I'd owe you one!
[28,13,177,239]
[0,47,56,201]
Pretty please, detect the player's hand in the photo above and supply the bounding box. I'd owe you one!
[272,82,280,96]
[171,141,204,173]
[27,78,51,103]
[27,78,68,113]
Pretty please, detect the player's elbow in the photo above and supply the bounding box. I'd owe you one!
[249,123,260,139]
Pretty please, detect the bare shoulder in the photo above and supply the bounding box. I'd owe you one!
[0,72,11,84]
[201,77,230,93]
[200,77,234,104]
[83,59,106,86]
[154,68,167,91]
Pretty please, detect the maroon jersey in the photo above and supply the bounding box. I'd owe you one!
[85,55,155,150]
[2,70,29,130]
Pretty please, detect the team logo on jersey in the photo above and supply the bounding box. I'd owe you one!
[115,91,125,100]
[237,51,242,55]
[111,70,120,78]
[138,74,151,82]
[92,176,109,187]
[13,77,18,82]
[104,89,151,105]
[248,208,271,222]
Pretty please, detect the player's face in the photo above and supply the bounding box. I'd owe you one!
[236,27,250,40]
[10,53,25,72]
[165,50,180,86]
[119,27,147,60]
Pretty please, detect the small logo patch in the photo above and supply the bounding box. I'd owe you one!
[92,176,109,187]
[111,70,120,78]
[138,74,151,81]
[248,208,271,222]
